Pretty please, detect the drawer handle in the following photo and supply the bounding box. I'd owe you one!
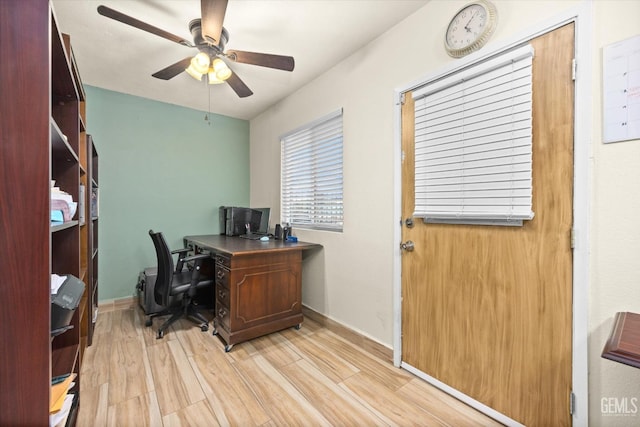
[218,290,227,299]
[216,270,225,279]
[218,308,227,317]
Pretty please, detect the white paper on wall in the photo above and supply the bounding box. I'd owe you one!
[603,34,640,143]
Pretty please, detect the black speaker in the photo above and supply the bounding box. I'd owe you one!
[274,223,282,240]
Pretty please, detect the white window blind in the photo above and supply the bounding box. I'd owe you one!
[413,45,535,225]
[281,109,343,231]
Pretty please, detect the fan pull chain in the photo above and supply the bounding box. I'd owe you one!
[205,80,211,125]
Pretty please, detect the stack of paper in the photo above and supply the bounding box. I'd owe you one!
[51,184,77,223]
[49,373,76,426]
[51,274,67,295]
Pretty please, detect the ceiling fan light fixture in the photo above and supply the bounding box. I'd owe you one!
[185,66,204,81]
[207,71,225,85]
[193,52,211,72]
[185,52,211,80]
[97,2,292,98]
[212,58,232,80]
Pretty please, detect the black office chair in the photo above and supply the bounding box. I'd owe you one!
[146,230,214,339]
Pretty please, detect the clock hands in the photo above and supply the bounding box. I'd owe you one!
[464,11,478,33]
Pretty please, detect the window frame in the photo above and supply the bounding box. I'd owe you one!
[280,109,344,232]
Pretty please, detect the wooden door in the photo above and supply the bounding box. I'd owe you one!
[401,24,575,426]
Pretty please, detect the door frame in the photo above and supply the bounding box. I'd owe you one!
[392,2,593,426]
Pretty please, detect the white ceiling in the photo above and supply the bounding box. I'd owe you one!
[52,0,428,120]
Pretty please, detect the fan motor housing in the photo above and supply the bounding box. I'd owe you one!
[189,19,228,55]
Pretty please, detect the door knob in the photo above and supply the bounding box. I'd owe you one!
[400,241,415,251]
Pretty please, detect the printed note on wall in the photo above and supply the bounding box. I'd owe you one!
[603,34,640,143]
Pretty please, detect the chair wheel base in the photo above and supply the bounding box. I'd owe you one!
[156,329,164,339]
[224,344,233,352]
[145,319,153,327]
[200,324,209,332]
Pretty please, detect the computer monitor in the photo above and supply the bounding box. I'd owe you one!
[220,206,271,236]
[253,207,271,234]
[247,209,262,234]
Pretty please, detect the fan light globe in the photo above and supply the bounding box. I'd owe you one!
[185,52,211,81]
[192,52,210,72]
[213,58,232,80]
[185,67,204,81]
[208,59,232,85]
[208,72,224,84]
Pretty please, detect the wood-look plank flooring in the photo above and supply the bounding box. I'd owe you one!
[77,307,502,426]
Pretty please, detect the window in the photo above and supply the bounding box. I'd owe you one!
[413,45,535,226]
[281,109,343,231]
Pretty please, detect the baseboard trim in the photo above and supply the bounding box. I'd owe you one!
[98,295,137,313]
[301,305,393,363]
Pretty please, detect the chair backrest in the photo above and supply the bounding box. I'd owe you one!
[149,230,174,306]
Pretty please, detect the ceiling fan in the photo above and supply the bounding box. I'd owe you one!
[97,0,295,98]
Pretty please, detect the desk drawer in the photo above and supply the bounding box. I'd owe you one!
[215,266,230,288]
[215,254,231,269]
[216,302,230,329]
[216,285,230,308]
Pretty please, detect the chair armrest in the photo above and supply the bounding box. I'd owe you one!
[181,253,211,263]
[171,248,190,256]
[172,248,191,272]
[182,253,213,284]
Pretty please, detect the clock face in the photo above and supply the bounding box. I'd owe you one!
[445,1,497,58]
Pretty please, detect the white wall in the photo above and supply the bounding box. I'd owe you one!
[589,1,640,425]
[250,0,640,424]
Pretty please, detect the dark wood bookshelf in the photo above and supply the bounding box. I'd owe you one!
[0,2,93,425]
[0,1,55,423]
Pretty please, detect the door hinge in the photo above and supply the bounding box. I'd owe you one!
[572,58,577,81]
[569,391,576,415]
[571,228,576,249]
[400,93,406,105]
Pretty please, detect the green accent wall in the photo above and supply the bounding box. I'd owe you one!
[85,86,249,301]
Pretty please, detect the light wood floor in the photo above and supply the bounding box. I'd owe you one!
[77,306,502,426]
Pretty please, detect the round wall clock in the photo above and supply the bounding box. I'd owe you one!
[444,0,498,58]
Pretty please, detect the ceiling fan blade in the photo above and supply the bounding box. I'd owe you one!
[226,72,253,98]
[201,0,228,46]
[226,50,295,72]
[152,57,193,80]
[97,5,194,47]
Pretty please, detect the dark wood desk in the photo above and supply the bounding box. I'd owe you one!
[184,234,319,351]
[602,312,640,369]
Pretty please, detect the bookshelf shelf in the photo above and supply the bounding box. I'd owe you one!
[51,345,80,378]
[52,220,79,233]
